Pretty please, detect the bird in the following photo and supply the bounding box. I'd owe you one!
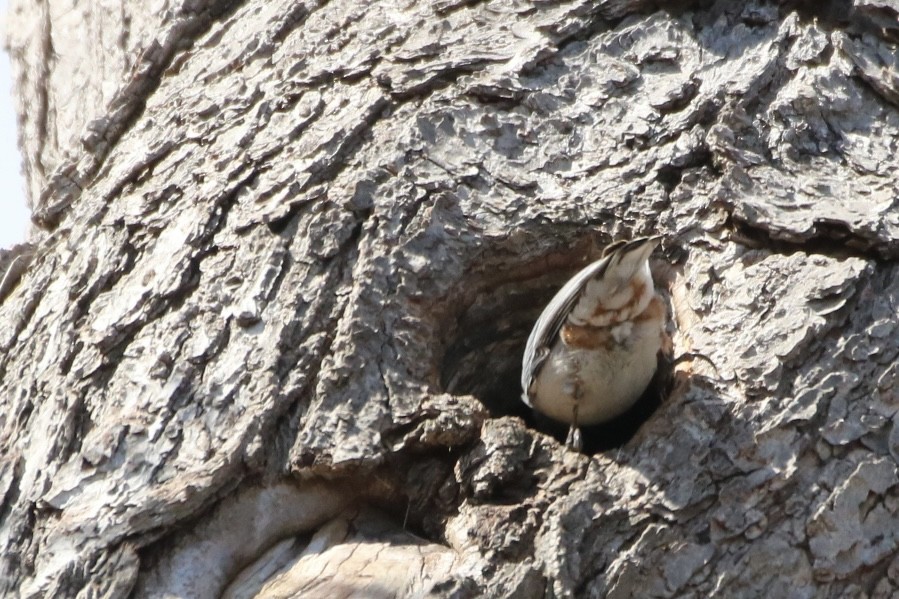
[521,236,666,451]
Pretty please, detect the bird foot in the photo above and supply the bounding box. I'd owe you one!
[565,426,583,452]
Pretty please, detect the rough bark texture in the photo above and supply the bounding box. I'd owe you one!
[2,0,899,597]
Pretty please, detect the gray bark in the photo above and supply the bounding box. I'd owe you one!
[2,0,899,597]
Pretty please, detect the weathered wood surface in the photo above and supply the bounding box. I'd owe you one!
[2,0,898,597]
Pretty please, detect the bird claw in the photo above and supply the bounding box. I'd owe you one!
[565,426,583,452]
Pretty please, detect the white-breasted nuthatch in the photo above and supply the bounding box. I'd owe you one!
[521,237,665,450]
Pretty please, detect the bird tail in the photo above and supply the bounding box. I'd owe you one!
[604,236,660,286]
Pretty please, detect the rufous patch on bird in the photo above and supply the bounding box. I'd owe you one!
[560,323,616,350]
[635,295,666,324]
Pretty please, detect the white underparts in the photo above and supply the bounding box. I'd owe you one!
[610,321,633,345]
[530,295,664,426]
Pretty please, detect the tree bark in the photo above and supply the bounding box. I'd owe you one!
[2,0,899,597]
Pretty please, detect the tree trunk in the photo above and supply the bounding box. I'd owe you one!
[2,0,898,597]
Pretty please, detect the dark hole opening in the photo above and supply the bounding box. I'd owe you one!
[440,243,671,455]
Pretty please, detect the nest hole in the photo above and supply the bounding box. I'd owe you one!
[439,237,672,454]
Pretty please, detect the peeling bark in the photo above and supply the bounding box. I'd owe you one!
[2,0,899,597]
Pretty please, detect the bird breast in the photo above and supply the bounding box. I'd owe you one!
[530,294,664,426]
